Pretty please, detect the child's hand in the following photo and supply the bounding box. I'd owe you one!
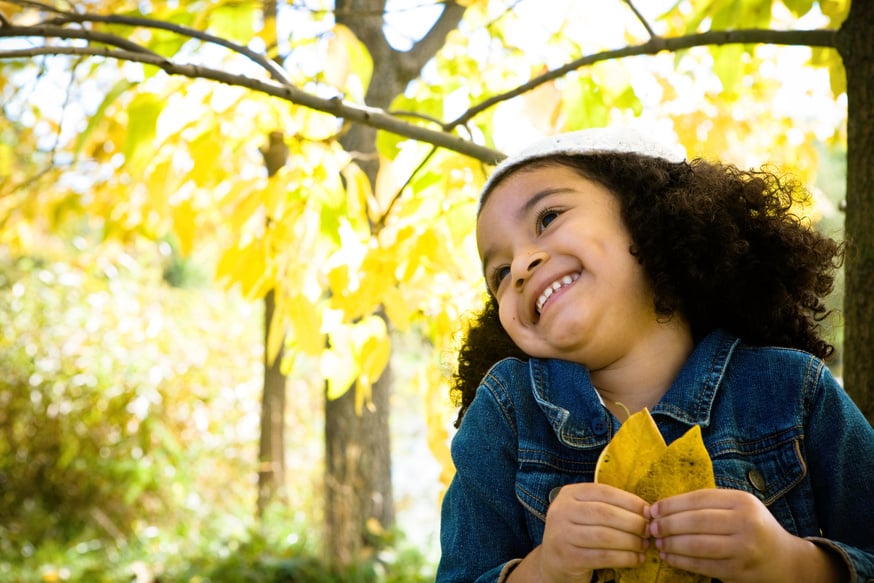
[649,489,847,583]
[539,483,649,583]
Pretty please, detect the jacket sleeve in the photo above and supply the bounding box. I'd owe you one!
[436,373,534,583]
[804,362,874,583]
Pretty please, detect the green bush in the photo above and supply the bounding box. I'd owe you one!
[0,247,436,582]
[0,248,263,562]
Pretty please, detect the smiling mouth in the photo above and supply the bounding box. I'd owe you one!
[535,273,580,315]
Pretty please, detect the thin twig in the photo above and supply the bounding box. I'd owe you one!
[45,12,293,85]
[377,146,438,229]
[624,0,657,39]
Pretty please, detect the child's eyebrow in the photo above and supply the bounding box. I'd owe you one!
[515,187,573,221]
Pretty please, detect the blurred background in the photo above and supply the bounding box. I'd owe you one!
[0,0,857,580]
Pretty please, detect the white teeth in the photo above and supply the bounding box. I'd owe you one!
[535,273,579,314]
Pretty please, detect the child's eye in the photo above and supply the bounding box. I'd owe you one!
[491,265,510,290]
[537,208,561,233]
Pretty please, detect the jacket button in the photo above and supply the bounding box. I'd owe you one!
[548,487,561,503]
[747,469,767,492]
[592,419,608,435]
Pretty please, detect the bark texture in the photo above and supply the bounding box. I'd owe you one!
[836,0,874,423]
[324,0,465,566]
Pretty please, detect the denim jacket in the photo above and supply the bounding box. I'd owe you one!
[437,329,874,582]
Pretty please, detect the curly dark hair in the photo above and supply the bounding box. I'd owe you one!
[451,152,844,426]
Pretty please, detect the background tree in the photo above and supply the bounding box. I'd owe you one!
[323,0,465,565]
[0,0,868,572]
[835,0,874,417]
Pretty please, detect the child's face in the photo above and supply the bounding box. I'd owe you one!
[476,163,661,367]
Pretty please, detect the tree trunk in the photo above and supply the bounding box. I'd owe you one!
[257,129,290,516]
[258,287,288,516]
[324,333,394,565]
[325,93,395,569]
[323,0,466,566]
[837,0,874,423]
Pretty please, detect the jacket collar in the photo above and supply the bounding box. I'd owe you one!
[527,329,740,447]
[651,329,739,427]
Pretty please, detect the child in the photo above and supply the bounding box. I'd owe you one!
[437,127,874,583]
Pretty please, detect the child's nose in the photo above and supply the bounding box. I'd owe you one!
[513,252,546,289]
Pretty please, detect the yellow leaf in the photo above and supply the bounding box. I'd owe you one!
[594,408,666,493]
[382,286,415,332]
[325,24,373,101]
[265,302,287,367]
[188,130,223,187]
[341,162,375,234]
[124,92,163,173]
[521,71,563,133]
[422,366,456,490]
[0,142,12,176]
[595,409,715,583]
[819,0,850,26]
[215,239,274,300]
[636,424,716,502]
[322,325,358,401]
[172,196,197,256]
[353,315,390,414]
[286,292,324,356]
[322,315,389,408]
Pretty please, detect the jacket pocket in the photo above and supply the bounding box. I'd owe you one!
[515,450,596,540]
[711,433,807,533]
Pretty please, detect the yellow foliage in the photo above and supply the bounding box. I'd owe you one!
[595,409,715,583]
[341,162,375,236]
[421,365,456,492]
[123,92,163,174]
[215,238,276,300]
[172,196,197,257]
[322,315,390,413]
[382,285,415,332]
[189,131,225,188]
[0,143,12,177]
[594,408,667,494]
[819,0,851,25]
[279,291,324,358]
[325,24,374,102]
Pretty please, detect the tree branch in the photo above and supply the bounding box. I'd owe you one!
[0,23,159,55]
[0,6,838,165]
[449,27,838,128]
[22,9,293,84]
[399,0,466,81]
[0,44,504,163]
[624,0,656,39]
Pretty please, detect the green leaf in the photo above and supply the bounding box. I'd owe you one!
[613,85,644,116]
[563,76,610,130]
[207,1,257,44]
[712,44,746,97]
[784,0,816,17]
[811,47,846,97]
[123,92,164,170]
[818,0,850,26]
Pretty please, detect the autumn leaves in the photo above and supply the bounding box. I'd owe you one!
[594,409,715,583]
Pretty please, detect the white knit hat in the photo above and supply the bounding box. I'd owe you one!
[481,127,686,202]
